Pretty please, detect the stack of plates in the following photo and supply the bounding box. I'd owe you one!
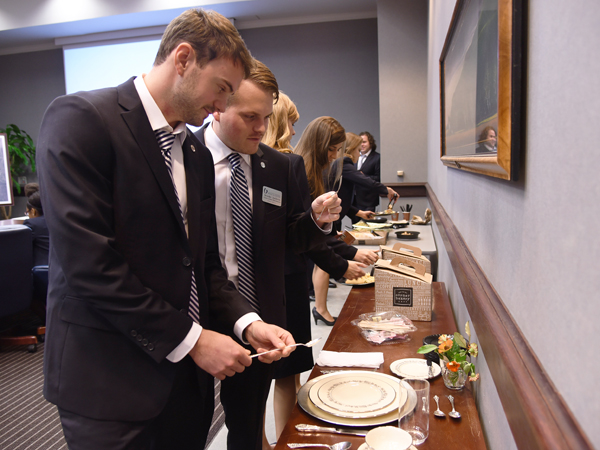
[297,371,415,427]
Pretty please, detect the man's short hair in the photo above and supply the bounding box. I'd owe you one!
[154,9,253,77]
[228,59,279,106]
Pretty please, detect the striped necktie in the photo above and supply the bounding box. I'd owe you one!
[155,129,200,324]
[227,152,260,312]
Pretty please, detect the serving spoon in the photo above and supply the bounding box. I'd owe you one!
[447,395,461,419]
[433,395,445,418]
[251,337,322,358]
[288,442,352,450]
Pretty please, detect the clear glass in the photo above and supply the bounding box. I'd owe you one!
[398,378,429,445]
[439,360,467,390]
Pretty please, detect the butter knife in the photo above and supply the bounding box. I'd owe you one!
[295,424,368,437]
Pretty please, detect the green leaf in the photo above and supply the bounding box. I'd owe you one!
[417,344,438,354]
[454,332,467,348]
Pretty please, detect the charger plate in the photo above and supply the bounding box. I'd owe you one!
[298,371,415,427]
[309,373,401,418]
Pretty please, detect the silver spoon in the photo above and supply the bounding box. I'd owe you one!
[447,395,461,419]
[433,395,445,418]
[288,442,352,450]
[251,337,322,358]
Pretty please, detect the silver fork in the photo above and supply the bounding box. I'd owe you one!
[251,337,322,358]
[316,175,343,221]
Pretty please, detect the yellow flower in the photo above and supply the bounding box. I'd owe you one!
[447,361,461,372]
[438,339,453,353]
[437,334,450,344]
[468,343,478,357]
[469,373,480,382]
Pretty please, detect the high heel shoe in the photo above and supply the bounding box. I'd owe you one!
[312,307,336,326]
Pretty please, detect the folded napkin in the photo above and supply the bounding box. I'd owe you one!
[316,350,384,368]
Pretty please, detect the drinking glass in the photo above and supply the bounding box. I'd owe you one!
[399,378,429,445]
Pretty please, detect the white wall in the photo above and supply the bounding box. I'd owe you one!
[426,0,600,448]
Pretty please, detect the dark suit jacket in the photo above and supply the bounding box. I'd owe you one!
[23,216,49,266]
[37,78,254,422]
[354,150,381,208]
[194,127,329,327]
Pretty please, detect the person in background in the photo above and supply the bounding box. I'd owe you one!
[262,93,366,446]
[353,131,382,213]
[194,62,342,450]
[476,126,497,153]
[330,132,396,230]
[37,9,296,450]
[295,117,378,326]
[23,183,49,266]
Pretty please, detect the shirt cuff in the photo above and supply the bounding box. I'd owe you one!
[166,322,202,363]
[311,211,333,234]
[234,312,262,344]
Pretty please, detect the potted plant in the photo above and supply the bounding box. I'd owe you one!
[0,124,36,219]
[0,124,36,194]
[418,322,479,390]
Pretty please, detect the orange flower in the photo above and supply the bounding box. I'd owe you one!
[447,361,461,372]
[438,339,453,353]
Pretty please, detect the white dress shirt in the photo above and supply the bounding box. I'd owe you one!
[357,149,372,170]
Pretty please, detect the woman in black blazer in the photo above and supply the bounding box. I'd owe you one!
[23,183,49,266]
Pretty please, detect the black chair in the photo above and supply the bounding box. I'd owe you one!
[0,225,43,352]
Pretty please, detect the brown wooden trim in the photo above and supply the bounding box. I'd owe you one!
[420,182,593,449]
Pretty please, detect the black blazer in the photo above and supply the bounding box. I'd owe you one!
[23,216,49,266]
[194,127,330,327]
[37,78,254,422]
[354,150,382,208]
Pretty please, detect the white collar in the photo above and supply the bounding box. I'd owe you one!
[133,75,187,137]
[204,122,252,167]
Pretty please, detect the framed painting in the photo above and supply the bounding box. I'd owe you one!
[0,133,14,206]
[439,0,525,180]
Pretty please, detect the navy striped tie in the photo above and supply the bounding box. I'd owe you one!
[227,152,260,312]
[155,130,200,324]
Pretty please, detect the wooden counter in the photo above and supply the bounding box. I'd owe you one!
[275,282,487,449]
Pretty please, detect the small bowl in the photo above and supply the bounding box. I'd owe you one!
[395,230,420,240]
[366,217,388,224]
[365,426,413,450]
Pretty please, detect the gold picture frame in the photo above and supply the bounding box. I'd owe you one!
[439,0,524,180]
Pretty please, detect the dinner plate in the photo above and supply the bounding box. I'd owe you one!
[298,371,415,427]
[390,358,441,379]
[309,373,398,418]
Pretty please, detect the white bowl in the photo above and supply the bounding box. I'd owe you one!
[365,426,413,450]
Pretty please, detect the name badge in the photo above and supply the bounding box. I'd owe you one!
[262,186,282,206]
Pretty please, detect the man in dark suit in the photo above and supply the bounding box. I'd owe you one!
[195,60,342,450]
[36,10,300,450]
[354,131,382,212]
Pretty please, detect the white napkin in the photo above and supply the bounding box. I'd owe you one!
[315,350,384,368]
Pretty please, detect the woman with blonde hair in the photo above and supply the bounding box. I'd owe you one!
[262,91,298,152]
[295,117,378,326]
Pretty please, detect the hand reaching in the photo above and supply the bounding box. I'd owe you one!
[311,192,342,226]
[354,249,379,265]
[344,260,367,280]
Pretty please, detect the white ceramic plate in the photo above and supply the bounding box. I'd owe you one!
[390,358,441,379]
[313,373,397,415]
[297,371,415,427]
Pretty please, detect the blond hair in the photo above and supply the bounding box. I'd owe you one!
[262,91,298,151]
[154,9,253,77]
[344,132,362,158]
[294,116,345,199]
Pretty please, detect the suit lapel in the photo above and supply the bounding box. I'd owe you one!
[251,147,266,254]
[117,79,188,242]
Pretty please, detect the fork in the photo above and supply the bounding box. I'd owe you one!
[316,175,343,221]
[251,337,322,358]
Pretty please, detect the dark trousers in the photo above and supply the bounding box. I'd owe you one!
[220,356,274,450]
[58,356,214,450]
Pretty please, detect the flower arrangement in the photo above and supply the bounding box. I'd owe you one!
[418,322,479,388]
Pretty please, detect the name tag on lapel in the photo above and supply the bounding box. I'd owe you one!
[262,186,282,206]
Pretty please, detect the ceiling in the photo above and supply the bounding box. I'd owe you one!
[0,0,377,55]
